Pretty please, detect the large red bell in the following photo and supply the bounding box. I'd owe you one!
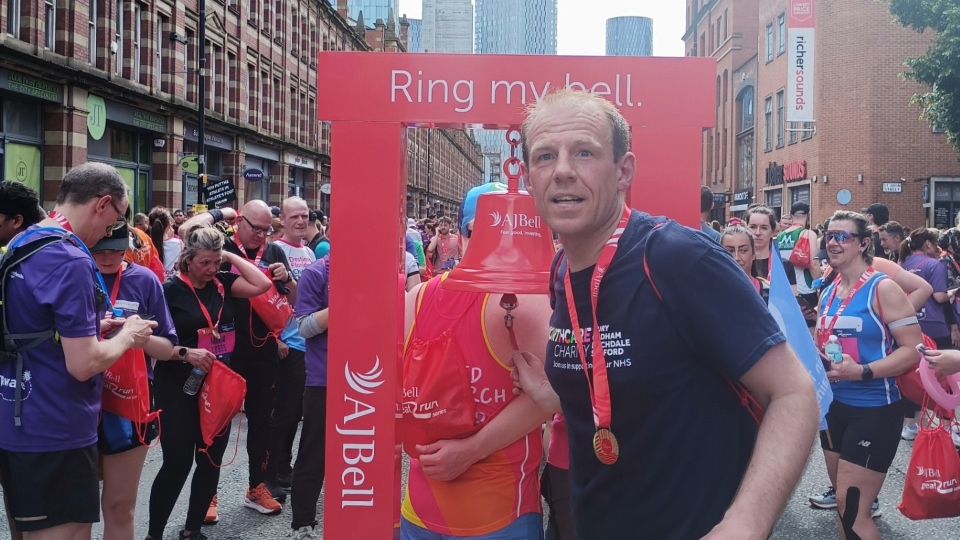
[443,153,556,294]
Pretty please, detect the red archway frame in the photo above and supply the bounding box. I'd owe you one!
[316,52,716,539]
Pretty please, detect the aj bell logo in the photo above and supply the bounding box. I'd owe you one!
[345,357,384,395]
[489,211,542,229]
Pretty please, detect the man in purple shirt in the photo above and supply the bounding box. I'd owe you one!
[0,163,156,539]
[288,254,329,539]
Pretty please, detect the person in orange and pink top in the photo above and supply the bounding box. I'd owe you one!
[400,184,553,540]
[425,216,461,274]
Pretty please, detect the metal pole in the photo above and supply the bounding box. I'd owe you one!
[197,0,207,205]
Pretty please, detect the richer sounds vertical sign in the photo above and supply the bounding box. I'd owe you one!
[787,0,815,123]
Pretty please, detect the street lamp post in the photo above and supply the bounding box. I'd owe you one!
[197,0,207,205]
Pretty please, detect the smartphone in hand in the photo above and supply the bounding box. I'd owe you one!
[105,314,155,339]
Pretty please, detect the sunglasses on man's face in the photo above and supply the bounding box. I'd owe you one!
[824,230,862,244]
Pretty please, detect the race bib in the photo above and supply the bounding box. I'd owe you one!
[198,324,236,359]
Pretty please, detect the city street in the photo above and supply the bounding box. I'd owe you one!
[2,417,960,539]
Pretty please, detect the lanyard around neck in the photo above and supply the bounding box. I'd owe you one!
[177,273,225,330]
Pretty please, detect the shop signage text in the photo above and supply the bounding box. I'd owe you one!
[202,177,238,207]
[765,160,807,186]
[734,190,753,204]
[787,0,815,123]
[243,168,265,181]
[0,69,62,102]
[882,182,902,193]
[184,124,234,151]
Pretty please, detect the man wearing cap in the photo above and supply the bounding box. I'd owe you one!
[776,202,821,326]
[0,163,157,539]
[399,182,553,539]
[863,203,891,260]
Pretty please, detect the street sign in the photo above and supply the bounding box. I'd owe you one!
[882,182,902,193]
[180,155,199,173]
[243,168,265,181]
[320,183,331,195]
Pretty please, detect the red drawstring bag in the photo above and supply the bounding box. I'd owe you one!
[788,232,812,269]
[399,292,478,458]
[102,347,161,444]
[198,360,246,464]
[249,288,293,337]
[898,397,960,520]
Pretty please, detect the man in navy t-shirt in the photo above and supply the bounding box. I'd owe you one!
[0,162,157,538]
[513,89,820,539]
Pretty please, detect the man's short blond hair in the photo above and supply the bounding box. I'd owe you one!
[521,88,631,165]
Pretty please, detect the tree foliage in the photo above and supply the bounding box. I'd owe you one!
[887,0,960,154]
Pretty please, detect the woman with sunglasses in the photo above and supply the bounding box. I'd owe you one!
[815,211,922,540]
[720,224,770,304]
[90,223,179,540]
[147,226,271,540]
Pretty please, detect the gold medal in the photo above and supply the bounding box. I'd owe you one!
[593,428,619,465]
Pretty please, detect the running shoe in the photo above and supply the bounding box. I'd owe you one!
[244,482,283,515]
[872,498,882,518]
[901,423,918,441]
[276,472,293,491]
[266,480,288,504]
[203,495,218,525]
[292,525,318,539]
[178,531,208,540]
[809,486,837,509]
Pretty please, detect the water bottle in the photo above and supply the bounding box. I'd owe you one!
[824,335,843,364]
[183,367,207,395]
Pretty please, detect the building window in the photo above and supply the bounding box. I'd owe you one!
[777,13,786,55]
[208,43,219,111]
[776,90,784,148]
[789,121,798,144]
[156,13,164,91]
[273,76,281,134]
[248,66,257,125]
[765,23,773,63]
[226,51,235,117]
[290,86,298,139]
[89,0,97,63]
[764,96,772,151]
[260,71,270,130]
[801,122,814,140]
[44,0,55,49]
[132,3,141,82]
[115,0,124,75]
[7,0,21,37]
[185,28,195,101]
[724,9,728,41]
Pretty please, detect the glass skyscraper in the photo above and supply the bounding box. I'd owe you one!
[422,0,473,53]
[474,0,557,183]
[336,0,399,27]
[606,16,653,57]
[407,18,423,52]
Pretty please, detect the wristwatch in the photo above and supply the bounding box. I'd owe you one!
[176,347,188,360]
[861,364,874,381]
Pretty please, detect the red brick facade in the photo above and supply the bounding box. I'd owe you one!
[686,0,960,229]
[0,0,480,222]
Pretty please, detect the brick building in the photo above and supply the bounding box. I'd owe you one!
[0,0,480,220]
[686,0,960,229]
[683,0,760,224]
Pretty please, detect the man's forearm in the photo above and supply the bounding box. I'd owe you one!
[721,390,818,535]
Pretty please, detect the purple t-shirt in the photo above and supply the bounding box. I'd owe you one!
[295,256,329,387]
[0,227,101,452]
[101,263,178,379]
[903,253,949,338]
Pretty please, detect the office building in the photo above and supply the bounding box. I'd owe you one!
[606,16,653,57]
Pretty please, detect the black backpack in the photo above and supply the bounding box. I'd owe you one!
[0,230,74,426]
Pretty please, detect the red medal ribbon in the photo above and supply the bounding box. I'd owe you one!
[48,210,72,232]
[562,206,631,439]
[109,263,124,306]
[235,240,265,266]
[177,273,225,330]
[818,268,875,344]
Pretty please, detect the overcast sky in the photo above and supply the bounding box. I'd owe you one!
[397,0,685,57]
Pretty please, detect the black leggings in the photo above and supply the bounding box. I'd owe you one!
[291,386,327,529]
[231,345,279,489]
[267,348,306,481]
[148,364,231,537]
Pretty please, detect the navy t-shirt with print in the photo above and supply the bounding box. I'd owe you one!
[545,211,785,540]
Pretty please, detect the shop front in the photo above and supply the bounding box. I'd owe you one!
[285,152,315,202]
[0,68,63,197]
[731,188,754,217]
[243,141,279,203]
[87,94,167,214]
[182,124,234,209]
[763,159,808,221]
[930,178,960,229]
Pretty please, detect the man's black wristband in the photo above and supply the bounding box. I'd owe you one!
[209,209,224,223]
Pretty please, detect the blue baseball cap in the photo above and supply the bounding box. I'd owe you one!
[459,182,507,237]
